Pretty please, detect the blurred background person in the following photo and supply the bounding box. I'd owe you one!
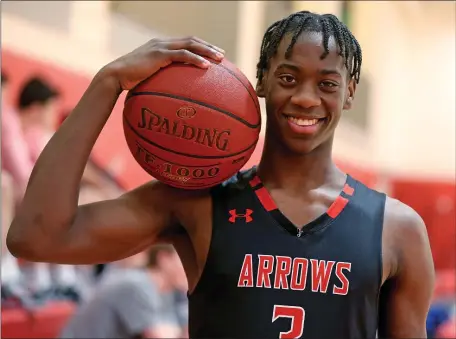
[1,71,34,308]
[17,76,60,163]
[1,171,29,307]
[1,70,34,202]
[60,245,188,339]
[12,76,80,302]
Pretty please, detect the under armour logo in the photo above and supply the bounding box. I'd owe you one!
[229,209,253,223]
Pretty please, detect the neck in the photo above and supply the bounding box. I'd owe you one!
[257,132,344,192]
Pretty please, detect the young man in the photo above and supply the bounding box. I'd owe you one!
[8,11,434,338]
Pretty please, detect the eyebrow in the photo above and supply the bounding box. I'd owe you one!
[276,63,342,77]
[320,69,342,77]
[276,63,300,72]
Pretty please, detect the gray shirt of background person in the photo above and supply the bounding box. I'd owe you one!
[60,268,181,338]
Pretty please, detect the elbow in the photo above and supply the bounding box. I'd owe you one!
[6,220,48,262]
[6,228,35,261]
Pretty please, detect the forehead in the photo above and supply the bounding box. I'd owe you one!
[272,31,346,72]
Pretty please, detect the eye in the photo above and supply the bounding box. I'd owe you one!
[278,75,296,85]
[319,81,339,92]
[320,81,338,87]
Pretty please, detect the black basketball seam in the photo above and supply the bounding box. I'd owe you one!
[124,115,258,159]
[134,141,221,168]
[206,60,261,115]
[125,91,261,129]
[125,61,261,116]
[210,61,261,115]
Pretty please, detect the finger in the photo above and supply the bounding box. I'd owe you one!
[185,36,225,54]
[166,39,224,61]
[164,49,211,68]
[164,36,225,54]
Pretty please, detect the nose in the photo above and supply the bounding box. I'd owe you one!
[290,83,321,109]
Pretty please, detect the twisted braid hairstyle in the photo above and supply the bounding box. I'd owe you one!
[256,11,362,84]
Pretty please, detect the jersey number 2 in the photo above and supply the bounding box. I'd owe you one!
[272,305,305,339]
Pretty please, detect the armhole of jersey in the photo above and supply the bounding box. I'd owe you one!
[187,186,220,297]
[188,170,254,297]
[377,192,387,290]
[375,191,387,326]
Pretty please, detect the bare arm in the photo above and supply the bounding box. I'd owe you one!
[7,37,224,264]
[378,199,435,338]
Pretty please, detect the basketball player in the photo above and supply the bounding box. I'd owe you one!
[8,11,434,338]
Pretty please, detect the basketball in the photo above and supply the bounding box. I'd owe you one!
[122,58,261,189]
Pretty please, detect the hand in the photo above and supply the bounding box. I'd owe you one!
[104,36,225,91]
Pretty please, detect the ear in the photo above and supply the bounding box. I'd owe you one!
[256,79,265,98]
[343,78,357,110]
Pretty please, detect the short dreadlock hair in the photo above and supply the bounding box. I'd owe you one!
[256,11,362,84]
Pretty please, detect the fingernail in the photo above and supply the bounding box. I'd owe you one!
[213,47,224,54]
[215,52,224,58]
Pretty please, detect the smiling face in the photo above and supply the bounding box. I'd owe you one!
[257,31,357,154]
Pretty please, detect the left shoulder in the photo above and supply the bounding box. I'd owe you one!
[383,196,432,277]
[384,196,427,236]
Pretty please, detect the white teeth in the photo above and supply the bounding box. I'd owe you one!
[287,117,319,126]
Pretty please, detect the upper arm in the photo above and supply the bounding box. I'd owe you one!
[27,181,183,264]
[378,199,435,338]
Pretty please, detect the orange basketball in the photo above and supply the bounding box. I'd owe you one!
[122,58,261,189]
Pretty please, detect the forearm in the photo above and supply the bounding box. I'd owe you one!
[8,70,121,245]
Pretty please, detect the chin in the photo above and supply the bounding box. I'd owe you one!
[277,127,334,155]
[282,138,320,155]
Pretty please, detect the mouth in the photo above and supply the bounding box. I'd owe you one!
[282,114,327,134]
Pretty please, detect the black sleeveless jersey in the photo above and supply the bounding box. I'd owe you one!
[188,168,386,339]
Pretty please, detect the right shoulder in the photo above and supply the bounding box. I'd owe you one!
[123,178,215,207]
[211,167,257,200]
[126,169,254,229]
[122,180,212,232]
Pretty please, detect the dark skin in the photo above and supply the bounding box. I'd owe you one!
[7,32,434,338]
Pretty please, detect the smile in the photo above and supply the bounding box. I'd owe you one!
[282,114,326,134]
[287,116,320,126]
